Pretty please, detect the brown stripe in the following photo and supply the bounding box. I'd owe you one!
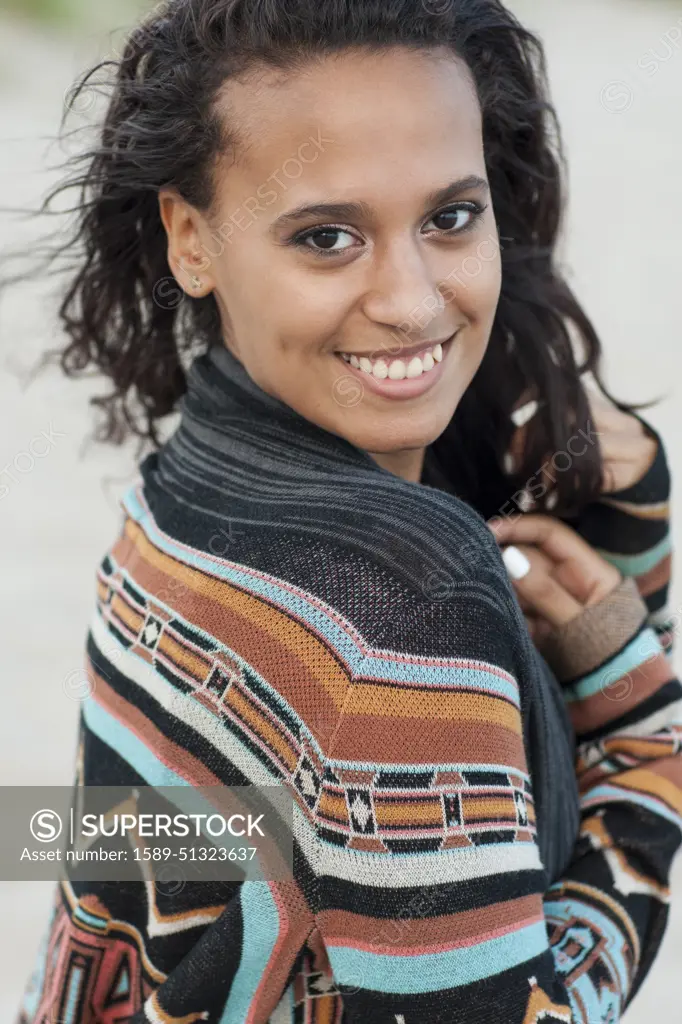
[636,554,672,597]
[318,893,542,950]
[332,713,526,770]
[225,686,299,773]
[570,652,675,735]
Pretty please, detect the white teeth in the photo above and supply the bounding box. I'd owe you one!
[339,339,449,379]
[388,359,407,380]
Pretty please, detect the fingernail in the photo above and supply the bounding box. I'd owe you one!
[502,546,531,581]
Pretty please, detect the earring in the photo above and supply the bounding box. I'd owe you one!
[190,275,202,290]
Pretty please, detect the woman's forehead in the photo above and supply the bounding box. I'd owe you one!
[213,47,483,194]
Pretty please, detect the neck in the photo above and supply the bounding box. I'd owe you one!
[366,446,426,484]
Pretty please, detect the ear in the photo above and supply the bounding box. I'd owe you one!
[158,188,215,294]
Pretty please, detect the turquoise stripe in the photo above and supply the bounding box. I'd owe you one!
[598,533,671,577]
[581,784,682,831]
[64,964,86,1024]
[73,905,109,930]
[219,883,281,1021]
[565,628,660,702]
[326,757,530,777]
[83,696,188,788]
[326,919,549,994]
[121,486,519,704]
[567,971,620,1024]
[82,694,279,858]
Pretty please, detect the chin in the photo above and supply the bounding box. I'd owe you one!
[349,415,454,456]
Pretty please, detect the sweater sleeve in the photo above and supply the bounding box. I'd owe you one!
[568,416,674,657]
[538,576,682,1017]
[308,579,682,1023]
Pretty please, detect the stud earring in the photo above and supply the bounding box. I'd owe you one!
[190,275,202,290]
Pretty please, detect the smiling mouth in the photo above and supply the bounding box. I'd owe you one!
[335,334,456,381]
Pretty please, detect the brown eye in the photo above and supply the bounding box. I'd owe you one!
[425,201,486,235]
[294,227,358,254]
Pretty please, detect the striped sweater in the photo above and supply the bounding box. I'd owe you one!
[18,342,681,1023]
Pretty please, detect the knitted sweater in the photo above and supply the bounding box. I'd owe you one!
[18,342,681,1024]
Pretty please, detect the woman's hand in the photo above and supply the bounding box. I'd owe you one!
[584,384,658,494]
[488,513,621,644]
[506,383,658,498]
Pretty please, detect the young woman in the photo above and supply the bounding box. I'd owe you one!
[14,1,680,1021]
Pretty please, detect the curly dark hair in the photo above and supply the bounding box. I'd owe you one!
[0,0,640,517]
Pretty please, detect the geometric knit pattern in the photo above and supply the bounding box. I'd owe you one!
[16,345,682,1024]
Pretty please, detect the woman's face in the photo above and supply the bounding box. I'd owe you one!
[162,46,502,459]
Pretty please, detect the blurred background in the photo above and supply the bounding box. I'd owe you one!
[1,0,680,1018]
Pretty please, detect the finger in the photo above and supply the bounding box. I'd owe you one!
[485,516,585,565]
[501,545,583,627]
[489,513,599,567]
[492,517,620,605]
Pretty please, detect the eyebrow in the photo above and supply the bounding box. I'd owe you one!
[272,174,490,229]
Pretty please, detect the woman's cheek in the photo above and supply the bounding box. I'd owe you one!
[440,254,501,333]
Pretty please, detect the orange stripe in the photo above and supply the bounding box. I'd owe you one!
[376,800,445,827]
[601,498,669,520]
[461,795,517,820]
[614,760,682,815]
[346,684,520,728]
[156,630,212,682]
[602,735,681,762]
[317,791,348,824]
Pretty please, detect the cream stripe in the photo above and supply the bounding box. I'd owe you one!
[603,699,682,739]
[297,803,543,887]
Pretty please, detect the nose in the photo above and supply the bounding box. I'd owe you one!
[360,238,450,347]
